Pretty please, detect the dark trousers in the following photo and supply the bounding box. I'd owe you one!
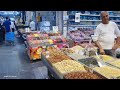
[0,31,3,42]
[98,49,115,57]
[12,28,15,32]
[0,29,5,42]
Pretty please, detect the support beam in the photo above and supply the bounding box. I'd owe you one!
[56,11,63,34]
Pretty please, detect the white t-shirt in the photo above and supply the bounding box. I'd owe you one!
[30,21,35,30]
[10,21,16,30]
[92,21,120,49]
[25,21,29,26]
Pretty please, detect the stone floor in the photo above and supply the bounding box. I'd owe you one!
[0,35,49,79]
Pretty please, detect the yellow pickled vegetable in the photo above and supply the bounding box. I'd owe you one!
[109,60,120,68]
[93,66,120,79]
[71,45,84,51]
[94,55,114,62]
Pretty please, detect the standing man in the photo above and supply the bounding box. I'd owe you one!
[2,17,11,45]
[92,11,120,57]
[29,19,35,31]
[0,22,4,44]
[3,17,11,33]
[9,19,16,32]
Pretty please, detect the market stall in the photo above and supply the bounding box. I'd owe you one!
[68,29,94,45]
[41,46,109,79]
[24,31,69,61]
[41,45,120,79]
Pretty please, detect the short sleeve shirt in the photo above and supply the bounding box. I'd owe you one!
[3,20,11,32]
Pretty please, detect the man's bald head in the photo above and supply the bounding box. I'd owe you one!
[100,11,109,24]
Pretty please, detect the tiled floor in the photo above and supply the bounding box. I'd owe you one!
[0,36,48,79]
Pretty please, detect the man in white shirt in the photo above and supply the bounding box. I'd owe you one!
[10,20,16,32]
[25,20,29,26]
[92,11,120,56]
[29,20,35,31]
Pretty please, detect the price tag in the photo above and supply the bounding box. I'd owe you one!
[79,50,84,55]
[75,13,80,22]
[53,26,58,33]
[46,51,50,58]
[54,45,57,48]
[42,46,46,48]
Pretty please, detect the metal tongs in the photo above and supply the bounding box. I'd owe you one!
[95,52,106,67]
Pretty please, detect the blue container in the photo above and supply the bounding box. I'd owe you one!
[5,32,15,42]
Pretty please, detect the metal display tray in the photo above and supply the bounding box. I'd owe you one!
[76,60,108,79]
[105,60,120,70]
[42,53,107,79]
[41,54,62,79]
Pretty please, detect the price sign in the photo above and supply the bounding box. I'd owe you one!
[75,13,80,22]
[42,46,46,48]
[53,26,58,33]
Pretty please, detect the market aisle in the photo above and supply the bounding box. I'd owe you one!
[0,35,48,79]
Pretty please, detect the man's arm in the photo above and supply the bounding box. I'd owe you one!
[112,37,120,50]
[94,41,105,55]
[112,23,120,50]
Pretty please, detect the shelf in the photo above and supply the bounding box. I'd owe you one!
[68,20,101,22]
[68,20,120,22]
[80,14,100,17]
[68,25,97,27]
[110,16,120,18]
[81,20,101,22]
[66,11,120,30]
[111,20,120,22]
[69,14,120,18]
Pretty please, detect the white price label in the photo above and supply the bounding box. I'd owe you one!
[53,26,58,33]
[54,45,57,48]
[75,13,80,22]
[42,46,46,48]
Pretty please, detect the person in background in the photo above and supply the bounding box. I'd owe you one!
[0,17,4,25]
[2,17,11,45]
[13,21,17,30]
[0,22,4,45]
[9,19,16,32]
[3,17,11,33]
[25,20,29,26]
[92,11,120,57]
[29,19,35,31]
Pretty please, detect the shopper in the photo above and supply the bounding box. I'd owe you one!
[9,19,16,32]
[0,22,4,44]
[2,17,12,45]
[29,20,35,31]
[25,20,29,26]
[3,17,11,33]
[92,11,120,57]
[13,21,17,30]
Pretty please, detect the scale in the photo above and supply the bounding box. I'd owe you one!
[95,52,106,67]
[84,39,106,67]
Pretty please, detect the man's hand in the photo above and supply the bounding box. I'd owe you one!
[100,48,105,55]
[112,44,119,50]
